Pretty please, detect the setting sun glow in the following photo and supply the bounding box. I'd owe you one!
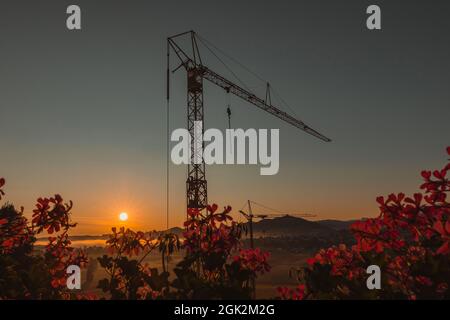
[119,212,129,222]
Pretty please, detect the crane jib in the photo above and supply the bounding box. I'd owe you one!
[201,67,331,142]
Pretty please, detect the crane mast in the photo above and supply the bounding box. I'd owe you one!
[167,31,331,212]
[186,67,208,209]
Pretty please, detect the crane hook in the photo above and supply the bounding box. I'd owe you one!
[225,86,232,130]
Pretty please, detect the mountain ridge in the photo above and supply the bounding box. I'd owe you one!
[41,216,357,240]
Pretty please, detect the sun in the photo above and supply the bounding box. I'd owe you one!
[119,212,128,222]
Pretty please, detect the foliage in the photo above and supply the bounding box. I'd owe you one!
[5,148,447,300]
[170,204,270,299]
[97,204,270,300]
[158,232,181,273]
[1,172,269,300]
[97,227,174,299]
[0,179,88,299]
[279,147,450,300]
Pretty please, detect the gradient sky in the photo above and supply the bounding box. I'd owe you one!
[1,0,449,234]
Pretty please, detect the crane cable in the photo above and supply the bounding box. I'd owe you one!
[248,200,286,215]
[227,105,231,130]
[196,34,301,119]
[196,34,267,85]
[226,91,232,154]
[196,35,252,93]
[166,41,170,231]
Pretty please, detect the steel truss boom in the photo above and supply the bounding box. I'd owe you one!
[201,66,331,142]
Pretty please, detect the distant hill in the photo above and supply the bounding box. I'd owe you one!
[250,215,337,238]
[164,227,184,236]
[317,219,357,231]
[37,234,110,241]
[35,218,356,242]
[166,217,356,238]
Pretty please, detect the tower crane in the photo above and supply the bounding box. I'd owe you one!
[167,31,331,212]
[238,200,316,299]
[238,200,316,249]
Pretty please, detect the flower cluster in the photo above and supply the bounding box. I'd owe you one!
[0,205,33,254]
[46,233,88,289]
[97,227,175,299]
[106,227,157,257]
[277,284,306,300]
[183,204,241,257]
[32,195,76,234]
[233,248,271,275]
[306,244,366,280]
[171,204,271,299]
[31,194,88,289]
[0,177,89,299]
[98,204,270,300]
[280,147,450,300]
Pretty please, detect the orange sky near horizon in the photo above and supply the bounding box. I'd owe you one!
[0,159,432,236]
